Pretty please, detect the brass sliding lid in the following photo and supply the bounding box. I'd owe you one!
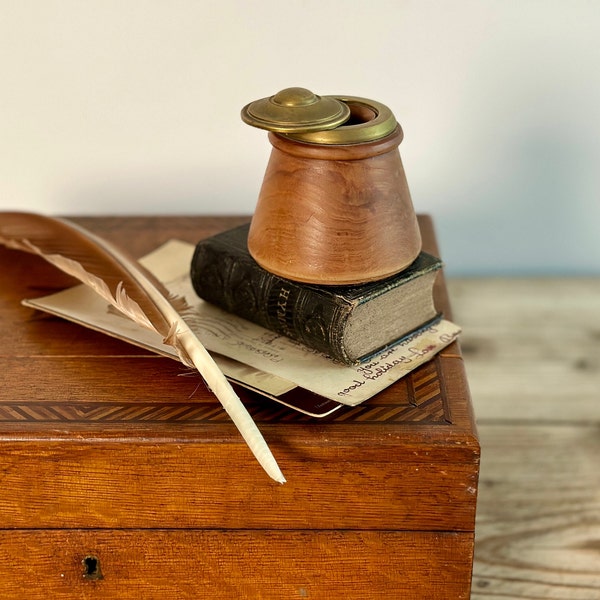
[241,87,398,145]
[241,87,350,134]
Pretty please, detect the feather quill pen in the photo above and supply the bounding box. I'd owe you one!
[0,212,285,483]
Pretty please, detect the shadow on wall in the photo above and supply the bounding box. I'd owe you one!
[436,125,599,277]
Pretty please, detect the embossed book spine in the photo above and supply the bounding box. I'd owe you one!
[190,224,442,364]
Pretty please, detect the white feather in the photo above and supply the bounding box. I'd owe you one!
[0,212,286,483]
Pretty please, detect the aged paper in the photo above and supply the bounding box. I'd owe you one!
[24,240,460,407]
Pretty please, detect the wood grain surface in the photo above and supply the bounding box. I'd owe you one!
[0,529,475,600]
[449,278,600,599]
[7,215,594,598]
[0,215,478,599]
[247,131,422,284]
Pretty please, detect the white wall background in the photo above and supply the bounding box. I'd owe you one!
[1,0,599,275]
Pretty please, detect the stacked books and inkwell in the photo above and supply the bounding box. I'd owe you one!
[189,87,460,410]
[3,88,460,424]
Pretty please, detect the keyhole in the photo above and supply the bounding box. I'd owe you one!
[82,555,103,580]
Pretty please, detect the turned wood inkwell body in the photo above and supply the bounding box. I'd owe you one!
[242,88,421,285]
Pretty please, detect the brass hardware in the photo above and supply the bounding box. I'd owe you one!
[241,87,350,133]
[242,88,397,145]
[284,96,398,145]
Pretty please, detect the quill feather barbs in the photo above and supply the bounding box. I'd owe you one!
[0,212,285,483]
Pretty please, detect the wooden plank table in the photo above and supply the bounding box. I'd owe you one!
[447,278,600,599]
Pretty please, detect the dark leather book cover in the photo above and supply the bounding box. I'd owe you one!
[190,224,442,364]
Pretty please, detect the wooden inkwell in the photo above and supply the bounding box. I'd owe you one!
[241,87,422,285]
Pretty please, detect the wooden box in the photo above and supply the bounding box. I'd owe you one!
[0,215,479,599]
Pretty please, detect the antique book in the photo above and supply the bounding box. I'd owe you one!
[191,224,443,364]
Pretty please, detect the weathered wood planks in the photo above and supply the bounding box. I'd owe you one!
[448,277,600,599]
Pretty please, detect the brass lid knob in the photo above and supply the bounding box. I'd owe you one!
[241,87,351,133]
